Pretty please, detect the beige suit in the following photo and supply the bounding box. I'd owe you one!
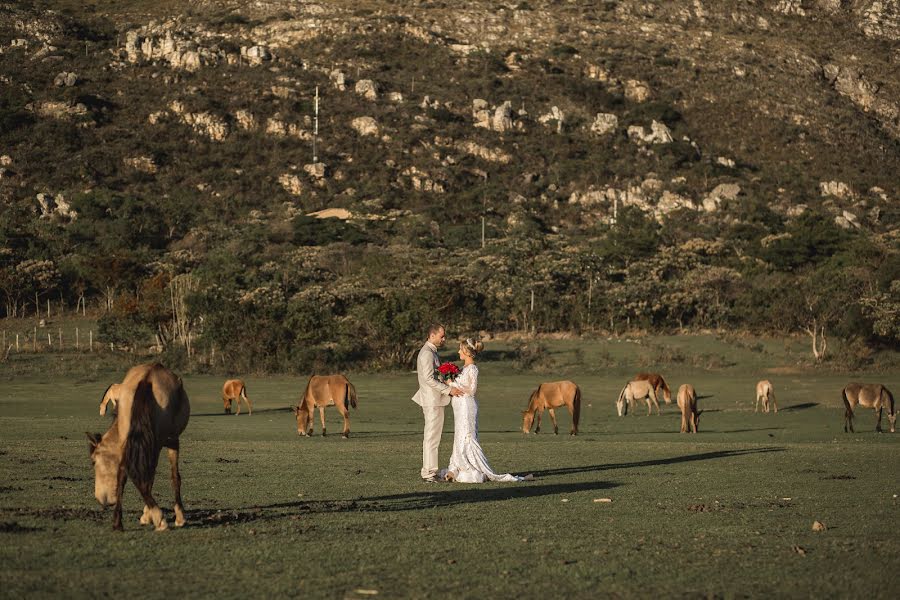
[412,341,452,479]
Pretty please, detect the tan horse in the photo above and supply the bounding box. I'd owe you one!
[616,380,660,416]
[677,384,702,433]
[634,372,672,404]
[842,383,895,433]
[293,374,358,438]
[755,380,776,413]
[222,379,252,415]
[99,383,123,416]
[87,363,190,531]
[521,380,581,435]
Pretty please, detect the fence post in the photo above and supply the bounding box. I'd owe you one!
[76,327,80,350]
[59,328,62,349]
[33,327,36,352]
[16,333,19,352]
[47,333,51,348]
[90,330,93,352]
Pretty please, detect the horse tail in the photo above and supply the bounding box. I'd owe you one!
[125,378,160,485]
[99,384,114,416]
[347,382,358,409]
[841,386,851,411]
[240,383,248,401]
[572,385,581,433]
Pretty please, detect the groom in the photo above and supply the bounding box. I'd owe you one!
[412,323,463,482]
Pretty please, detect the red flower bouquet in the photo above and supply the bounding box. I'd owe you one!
[436,362,460,382]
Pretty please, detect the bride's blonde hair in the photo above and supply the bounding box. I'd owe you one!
[460,337,484,357]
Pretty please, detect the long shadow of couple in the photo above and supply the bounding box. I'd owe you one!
[187,446,784,527]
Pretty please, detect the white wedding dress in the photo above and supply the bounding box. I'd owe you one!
[440,364,526,483]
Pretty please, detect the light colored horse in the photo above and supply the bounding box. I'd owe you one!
[521,380,581,435]
[222,379,252,415]
[755,380,776,413]
[634,372,672,404]
[842,383,895,433]
[87,363,190,531]
[99,383,123,416]
[616,380,660,416]
[677,384,702,433]
[293,374,358,438]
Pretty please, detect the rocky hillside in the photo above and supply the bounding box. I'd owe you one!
[1,0,898,370]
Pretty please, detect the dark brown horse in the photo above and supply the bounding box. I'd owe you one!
[293,374,358,438]
[842,383,895,433]
[522,380,581,435]
[634,372,672,404]
[87,363,190,531]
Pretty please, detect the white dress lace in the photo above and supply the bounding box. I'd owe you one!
[440,364,526,483]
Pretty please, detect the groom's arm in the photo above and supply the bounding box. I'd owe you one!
[418,349,451,395]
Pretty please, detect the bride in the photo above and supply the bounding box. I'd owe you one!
[439,338,532,483]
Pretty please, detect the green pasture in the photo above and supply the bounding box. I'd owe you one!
[1,339,898,598]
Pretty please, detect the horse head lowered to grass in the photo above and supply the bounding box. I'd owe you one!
[87,363,190,531]
[292,374,358,438]
[842,383,895,433]
[521,380,581,435]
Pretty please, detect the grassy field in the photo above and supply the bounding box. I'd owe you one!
[1,337,898,598]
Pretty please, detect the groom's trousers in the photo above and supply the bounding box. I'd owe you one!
[421,405,445,479]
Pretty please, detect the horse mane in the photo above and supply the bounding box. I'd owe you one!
[658,375,670,395]
[526,386,542,413]
[298,377,314,413]
[617,383,629,415]
[100,383,113,403]
[125,377,160,485]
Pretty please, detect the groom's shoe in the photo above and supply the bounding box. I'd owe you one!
[422,475,438,483]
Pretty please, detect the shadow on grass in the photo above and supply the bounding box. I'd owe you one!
[531,447,785,478]
[192,407,293,417]
[714,428,785,434]
[780,403,819,412]
[187,480,620,527]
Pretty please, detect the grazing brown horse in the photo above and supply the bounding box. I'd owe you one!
[87,363,190,531]
[99,383,123,416]
[521,381,581,435]
[755,380,776,413]
[677,384,702,433]
[222,379,252,415]
[634,372,672,404]
[293,374,358,438]
[616,380,660,416]
[842,383,895,433]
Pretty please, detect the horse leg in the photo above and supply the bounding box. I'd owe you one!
[338,401,350,439]
[652,395,660,416]
[844,407,854,433]
[645,398,652,416]
[875,407,883,433]
[234,395,241,416]
[680,411,687,433]
[535,409,542,434]
[319,405,327,436]
[168,445,185,527]
[548,408,559,435]
[223,394,231,414]
[134,477,167,531]
[771,392,777,413]
[112,461,127,532]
